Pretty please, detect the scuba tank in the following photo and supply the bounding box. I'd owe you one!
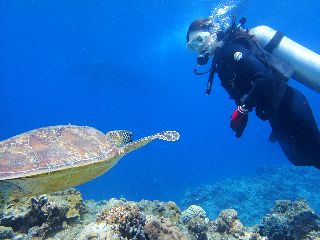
[249,26,320,93]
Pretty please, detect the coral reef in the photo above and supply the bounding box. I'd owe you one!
[259,199,320,240]
[78,199,189,240]
[78,222,118,240]
[0,188,83,239]
[207,209,264,240]
[1,185,320,240]
[181,205,209,225]
[182,166,320,225]
[144,216,189,240]
[138,200,181,223]
[0,226,14,239]
[181,205,209,240]
[96,202,147,239]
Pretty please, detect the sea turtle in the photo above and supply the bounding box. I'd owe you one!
[0,125,179,209]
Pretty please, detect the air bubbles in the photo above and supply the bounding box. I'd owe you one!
[208,0,241,33]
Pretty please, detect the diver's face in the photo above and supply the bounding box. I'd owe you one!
[186,30,218,55]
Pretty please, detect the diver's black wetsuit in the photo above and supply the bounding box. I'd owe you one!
[214,30,320,168]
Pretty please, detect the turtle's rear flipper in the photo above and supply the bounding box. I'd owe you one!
[121,131,180,155]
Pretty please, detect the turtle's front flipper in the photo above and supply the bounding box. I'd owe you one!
[121,131,180,155]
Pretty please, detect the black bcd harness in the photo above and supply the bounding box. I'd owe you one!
[193,16,246,95]
[192,16,291,97]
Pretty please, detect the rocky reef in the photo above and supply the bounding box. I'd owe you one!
[259,199,320,240]
[1,187,320,240]
[0,188,83,239]
[182,166,320,225]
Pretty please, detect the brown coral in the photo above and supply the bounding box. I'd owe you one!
[97,203,147,240]
[138,200,181,223]
[207,209,264,240]
[212,209,244,234]
[144,216,189,240]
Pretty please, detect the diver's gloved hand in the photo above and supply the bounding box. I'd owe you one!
[230,106,248,138]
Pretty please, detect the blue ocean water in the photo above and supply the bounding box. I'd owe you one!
[0,0,319,205]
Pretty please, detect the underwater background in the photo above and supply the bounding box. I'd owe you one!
[1,0,319,223]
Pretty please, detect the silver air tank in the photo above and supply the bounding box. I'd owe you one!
[249,26,320,93]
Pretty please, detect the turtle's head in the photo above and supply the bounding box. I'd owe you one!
[105,130,133,147]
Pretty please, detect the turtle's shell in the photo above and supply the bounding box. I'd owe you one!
[0,125,117,180]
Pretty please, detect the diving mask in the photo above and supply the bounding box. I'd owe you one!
[186,31,212,53]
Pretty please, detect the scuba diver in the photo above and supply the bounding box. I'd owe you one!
[186,17,320,169]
